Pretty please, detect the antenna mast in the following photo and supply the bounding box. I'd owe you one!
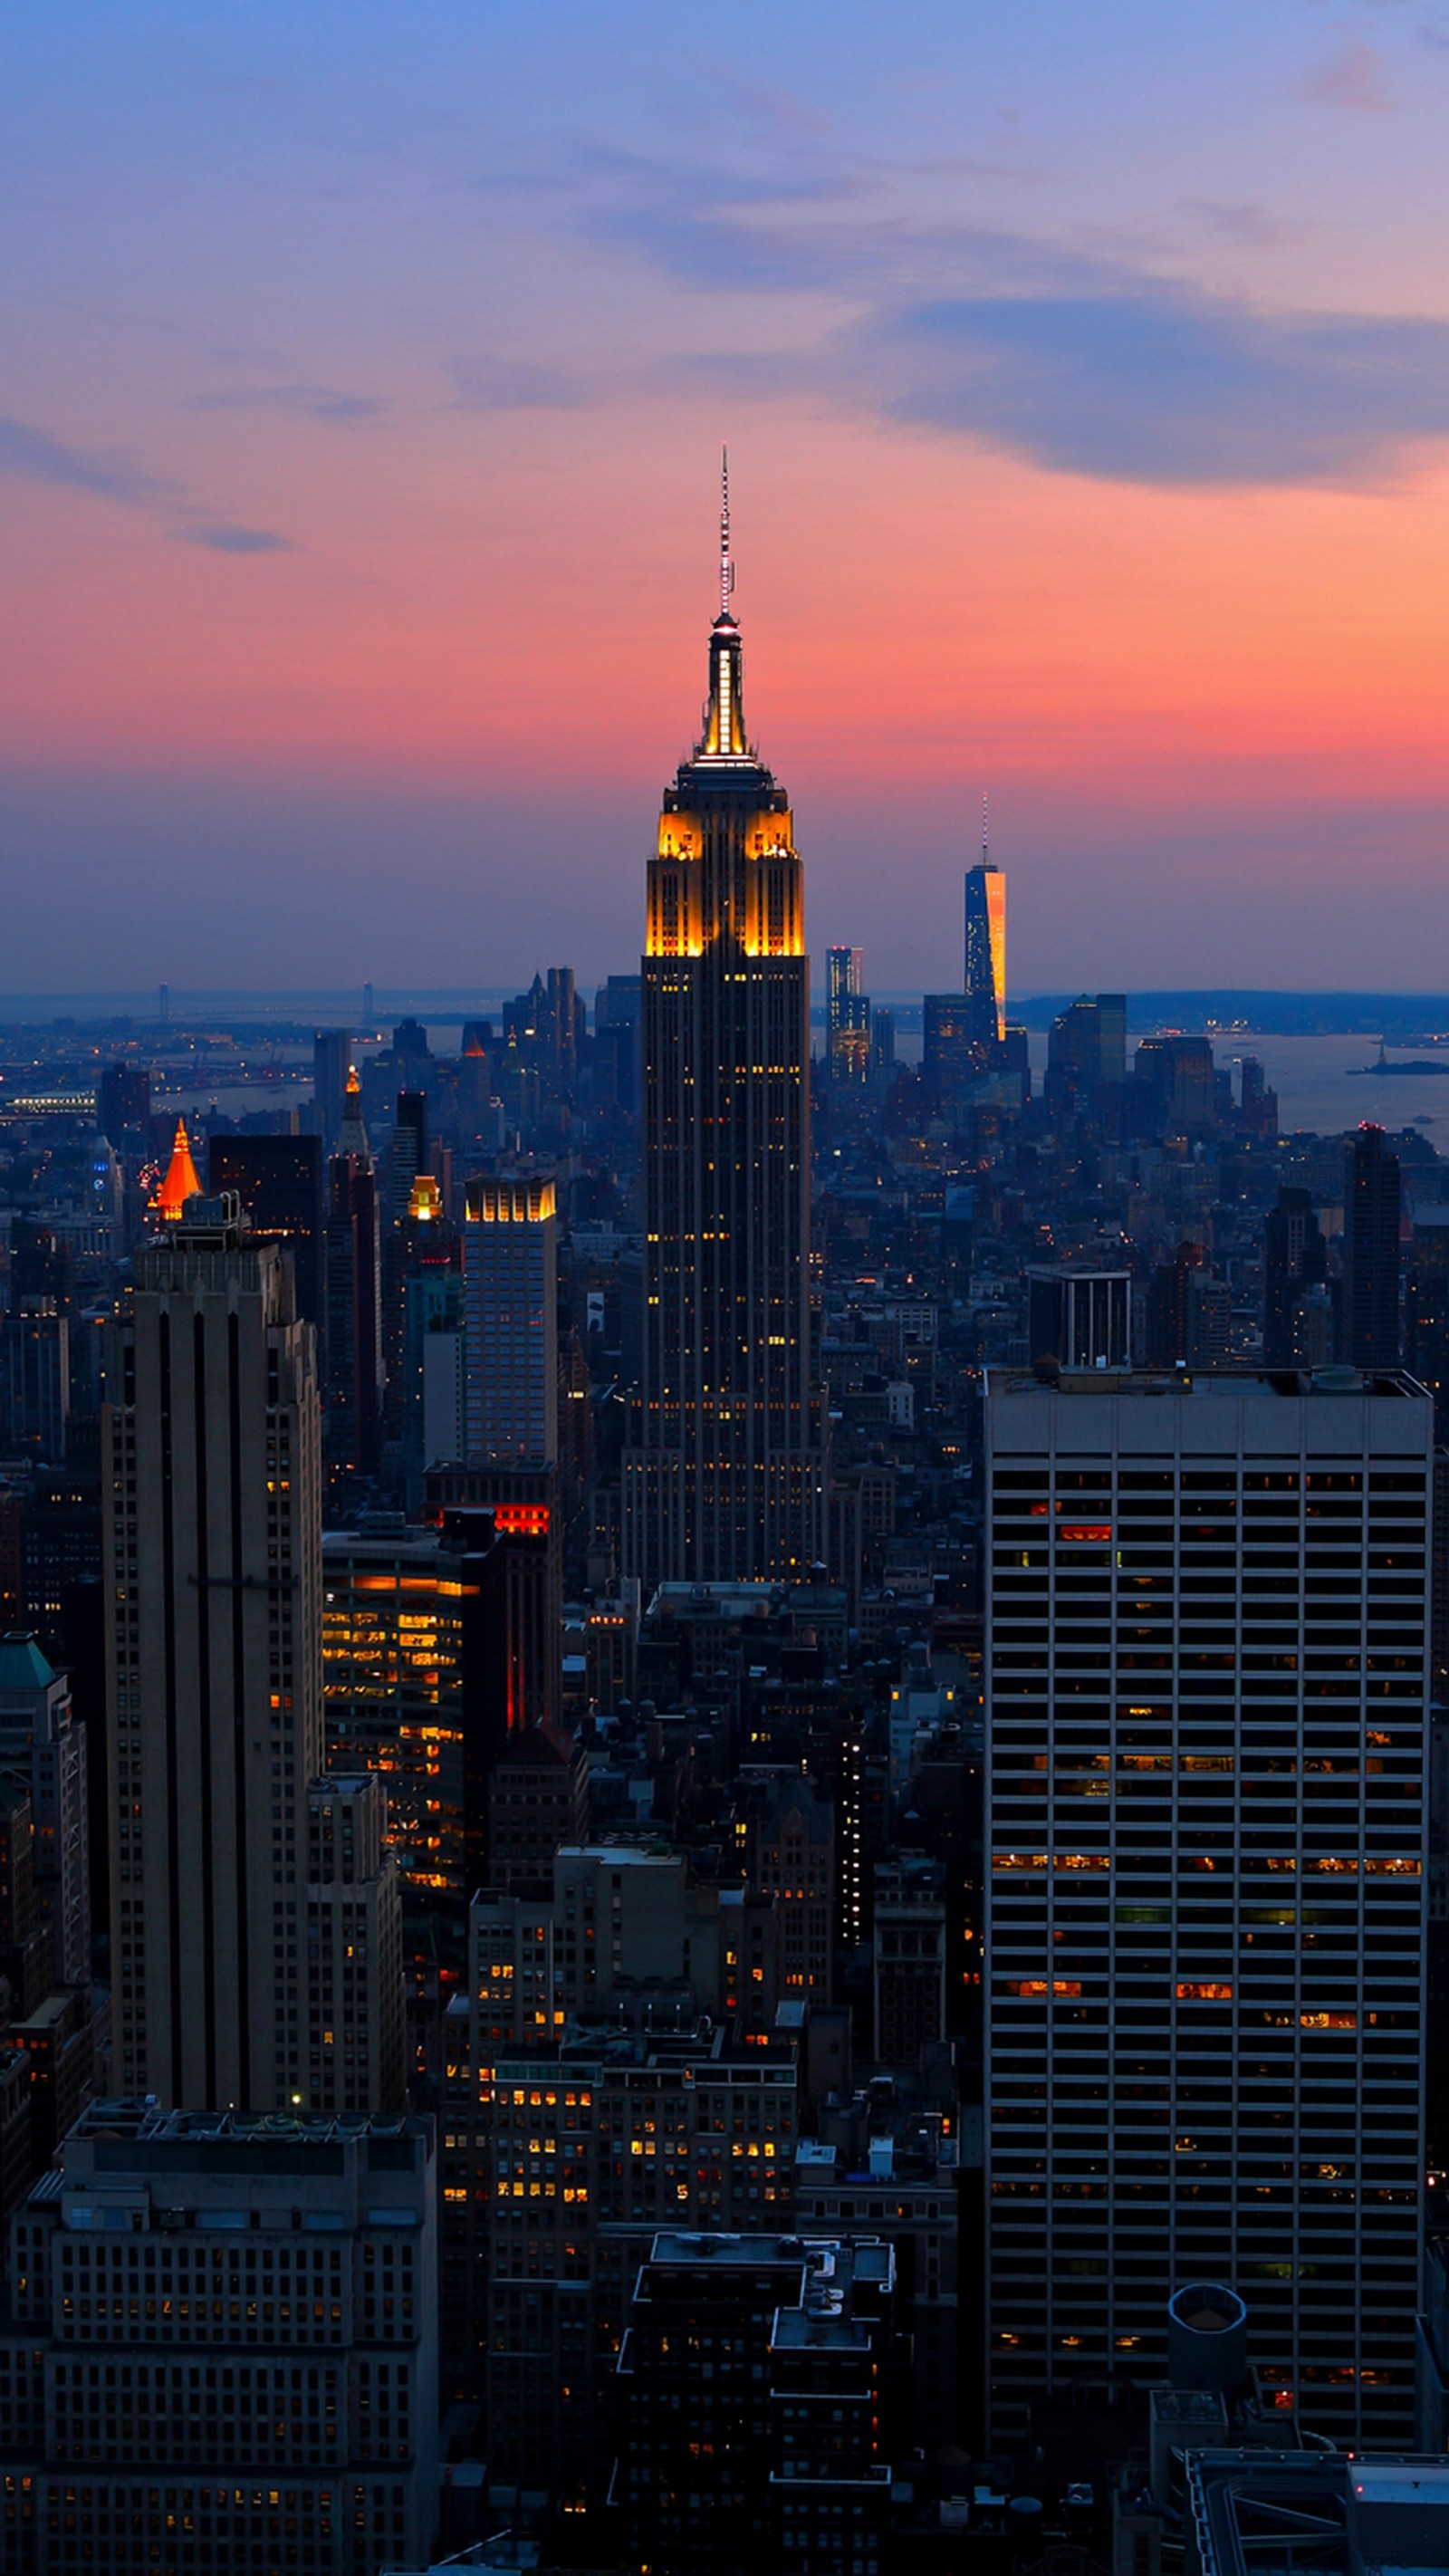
[720,446,734,619]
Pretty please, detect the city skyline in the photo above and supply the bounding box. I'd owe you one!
[11,13,1449,2562]
[6,3,1449,991]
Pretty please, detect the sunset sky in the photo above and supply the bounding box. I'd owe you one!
[6,0,1449,995]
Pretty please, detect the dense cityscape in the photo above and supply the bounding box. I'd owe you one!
[1,488,1447,2572]
[12,1,1449,2567]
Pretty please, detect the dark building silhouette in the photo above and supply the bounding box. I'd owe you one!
[0,1306,68,1458]
[1132,1031,1216,1137]
[1145,1238,1204,1364]
[922,993,983,1104]
[1343,1123,1402,1367]
[324,1072,382,1478]
[485,1719,588,1889]
[388,1088,428,1223]
[97,1061,150,1145]
[624,475,826,1586]
[7,1221,73,1314]
[1042,993,1126,1129]
[1263,1185,1329,1366]
[208,1132,324,1323]
[311,1024,350,1147]
[1409,1213,1449,1437]
[1027,1265,1130,1369]
[1239,1054,1279,1139]
[614,2233,896,2576]
[427,1495,563,1894]
[594,974,642,1115]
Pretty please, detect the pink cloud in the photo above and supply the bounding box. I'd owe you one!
[1298,40,1395,114]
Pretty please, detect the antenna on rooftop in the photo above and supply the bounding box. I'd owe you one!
[720,447,734,619]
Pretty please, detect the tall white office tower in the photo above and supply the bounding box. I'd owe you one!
[984,1365,1431,2450]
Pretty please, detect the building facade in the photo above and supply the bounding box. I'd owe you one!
[984,1365,1431,2449]
[613,2232,894,2576]
[462,1177,557,1467]
[0,1633,89,1989]
[964,856,1006,1046]
[0,2100,438,2576]
[105,1194,405,2115]
[1344,1125,1403,1370]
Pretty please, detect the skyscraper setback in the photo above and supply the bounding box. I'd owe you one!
[624,466,827,1586]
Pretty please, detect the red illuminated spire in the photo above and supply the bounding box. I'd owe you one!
[153,1119,203,1222]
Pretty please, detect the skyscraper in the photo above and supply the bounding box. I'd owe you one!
[1263,1185,1329,1368]
[984,1364,1431,2448]
[312,1023,351,1147]
[1042,994,1128,1129]
[463,1177,558,1466]
[0,1631,89,1988]
[922,992,981,1105]
[624,464,827,1586]
[105,1191,404,2113]
[324,1069,383,1480]
[964,809,1006,1045]
[1343,1123,1402,1368]
[827,945,870,1085]
[208,1131,325,1324]
[1408,1209,1449,1439]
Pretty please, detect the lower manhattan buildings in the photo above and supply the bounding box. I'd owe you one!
[984,1363,1431,2448]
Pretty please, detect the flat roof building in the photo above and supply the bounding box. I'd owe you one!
[0,2100,439,2576]
[984,1364,1432,2450]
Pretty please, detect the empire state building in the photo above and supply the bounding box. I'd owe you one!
[624,469,827,1587]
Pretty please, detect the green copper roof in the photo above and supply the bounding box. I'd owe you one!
[0,1632,55,1691]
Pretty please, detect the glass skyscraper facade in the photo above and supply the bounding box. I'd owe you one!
[964,859,1006,1045]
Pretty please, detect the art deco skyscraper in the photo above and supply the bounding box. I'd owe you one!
[964,803,1006,1045]
[106,1191,404,2113]
[624,466,827,1586]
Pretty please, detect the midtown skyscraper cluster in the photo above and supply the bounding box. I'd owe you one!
[0,484,1444,2574]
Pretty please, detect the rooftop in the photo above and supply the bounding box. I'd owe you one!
[71,2100,428,2147]
[0,1630,56,1691]
[1187,2451,1449,2576]
[992,1364,1425,1402]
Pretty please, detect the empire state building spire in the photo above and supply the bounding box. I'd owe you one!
[698,446,749,763]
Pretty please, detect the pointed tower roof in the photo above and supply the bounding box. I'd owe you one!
[694,447,753,765]
[335,1064,371,1167]
[152,1118,203,1222]
[0,1630,56,1693]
